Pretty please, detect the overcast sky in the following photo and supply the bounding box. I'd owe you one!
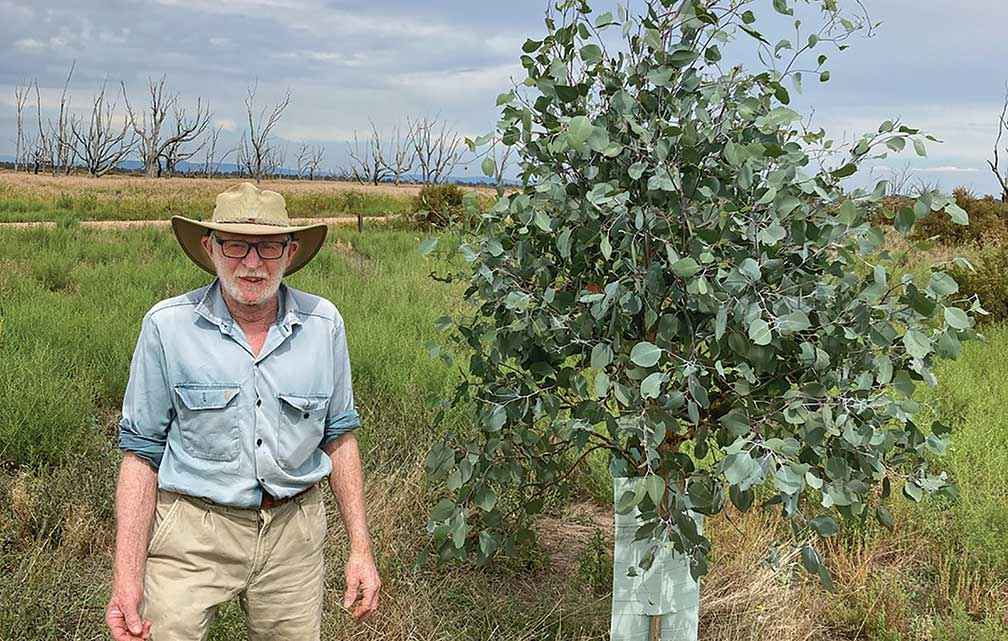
[1,0,1006,193]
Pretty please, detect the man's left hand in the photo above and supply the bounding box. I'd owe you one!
[342,549,380,621]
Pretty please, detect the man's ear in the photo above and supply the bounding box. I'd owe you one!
[200,233,213,258]
[289,238,301,258]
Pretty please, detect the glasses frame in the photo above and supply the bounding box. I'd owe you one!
[210,233,292,260]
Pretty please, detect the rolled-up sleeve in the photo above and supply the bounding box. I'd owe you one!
[118,312,173,469]
[322,314,360,447]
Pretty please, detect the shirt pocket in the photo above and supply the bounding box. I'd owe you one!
[276,393,329,469]
[173,383,241,462]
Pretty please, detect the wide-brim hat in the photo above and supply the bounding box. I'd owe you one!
[171,181,327,276]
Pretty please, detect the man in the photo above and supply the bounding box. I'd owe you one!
[106,182,380,641]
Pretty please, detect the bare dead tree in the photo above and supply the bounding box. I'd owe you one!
[201,125,237,178]
[407,115,464,184]
[262,142,286,179]
[70,79,136,177]
[50,60,77,175]
[31,79,54,174]
[989,85,1008,202]
[349,121,392,185]
[329,165,351,181]
[123,76,211,178]
[295,142,311,179]
[13,83,29,172]
[162,100,211,177]
[382,123,416,186]
[305,144,324,180]
[241,82,291,182]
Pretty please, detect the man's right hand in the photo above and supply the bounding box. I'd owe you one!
[105,588,152,641]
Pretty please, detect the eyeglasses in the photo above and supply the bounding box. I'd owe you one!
[212,235,290,260]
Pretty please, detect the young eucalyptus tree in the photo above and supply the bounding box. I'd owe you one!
[421,0,975,616]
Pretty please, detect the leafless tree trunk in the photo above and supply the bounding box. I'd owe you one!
[51,61,77,175]
[13,83,29,172]
[123,76,211,178]
[32,80,54,175]
[241,82,291,182]
[295,142,310,179]
[70,79,135,177]
[989,85,1008,203]
[407,115,463,184]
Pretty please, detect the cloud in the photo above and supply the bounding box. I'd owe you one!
[2,0,1008,188]
[13,38,46,52]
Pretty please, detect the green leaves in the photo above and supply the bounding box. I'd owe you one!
[944,307,971,330]
[902,330,933,360]
[630,341,662,367]
[566,115,594,150]
[591,342,613,369]
[640,372,666,399]
[481,156,497,178]
[748,318,772,345]
[671,257,701,277]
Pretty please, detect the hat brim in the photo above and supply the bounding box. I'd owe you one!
[170,216,328,276]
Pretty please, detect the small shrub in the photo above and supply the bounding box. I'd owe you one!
[412,184,468,229]
[948,247,1008,325]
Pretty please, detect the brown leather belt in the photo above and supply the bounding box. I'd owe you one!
[259,485,314,509]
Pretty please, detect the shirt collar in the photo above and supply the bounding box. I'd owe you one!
[194,278,303,335]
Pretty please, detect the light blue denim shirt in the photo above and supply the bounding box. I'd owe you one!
[117,278,361,508]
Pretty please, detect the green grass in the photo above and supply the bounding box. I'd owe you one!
[917,325,1008,573]
[0,188,414,222]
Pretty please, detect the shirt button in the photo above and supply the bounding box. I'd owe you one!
[256,398,262,407]
[256,439,263,447]
[303,412,309,419]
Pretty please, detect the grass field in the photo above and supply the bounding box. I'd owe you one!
[1,180,1006,640]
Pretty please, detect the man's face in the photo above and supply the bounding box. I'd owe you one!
[200,231,300,307]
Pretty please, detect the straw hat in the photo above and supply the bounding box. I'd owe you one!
[171,182,327,276]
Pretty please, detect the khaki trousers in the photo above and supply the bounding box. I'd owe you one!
[141,485,327,641]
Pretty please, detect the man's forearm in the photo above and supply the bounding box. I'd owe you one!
[323,432,372,555]
[113,452,159,591]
